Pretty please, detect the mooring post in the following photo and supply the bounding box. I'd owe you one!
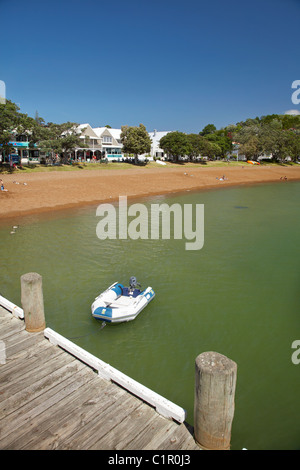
[20,272,46,332]
[194,351,237,450]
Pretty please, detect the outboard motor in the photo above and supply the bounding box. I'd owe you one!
[129,276,142,297]
[129,276,141,289]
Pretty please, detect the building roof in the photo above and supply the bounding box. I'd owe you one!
[92,127,122,139]
[77,124,99,138]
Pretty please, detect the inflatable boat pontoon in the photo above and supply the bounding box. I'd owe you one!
[91,277,155,324]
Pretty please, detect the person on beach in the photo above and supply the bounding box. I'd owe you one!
[1,179,8,191]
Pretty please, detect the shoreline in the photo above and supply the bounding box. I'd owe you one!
[1,165,300,222]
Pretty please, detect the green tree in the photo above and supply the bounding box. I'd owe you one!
[238,135,260,160]
[0,100,37,156]
[38,122,85,162]
[232,114,300,161]
[205,141,222,159]
[200,124,216,136]
[206,131,232,158]
[198,125,232,158]
[187,134,206,160]
[187,133,223,160]
[159,131,191,162]
[286,130,300,161]
[120,124,151,162]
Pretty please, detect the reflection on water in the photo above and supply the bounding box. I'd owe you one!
[0,182,299,450]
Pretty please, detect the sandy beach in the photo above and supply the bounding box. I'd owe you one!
[1,164,300,221]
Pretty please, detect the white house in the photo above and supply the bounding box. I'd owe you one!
[74,123,102,161]
[73,125,173,162]
[148,130,172,160]
[76,124,101,149]
[92,127,123,159]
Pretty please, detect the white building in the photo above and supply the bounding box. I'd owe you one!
[74,123,102,161]
[92,127,123,159]
[148,130,172,160]
[74,125,173,162]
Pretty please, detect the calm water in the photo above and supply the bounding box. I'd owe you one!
[0,182,299,450]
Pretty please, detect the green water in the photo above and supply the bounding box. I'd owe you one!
[0,182,299,450]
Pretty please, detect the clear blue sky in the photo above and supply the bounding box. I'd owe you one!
[1,0,299,133]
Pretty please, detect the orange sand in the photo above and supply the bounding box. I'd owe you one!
[1,164,300,221]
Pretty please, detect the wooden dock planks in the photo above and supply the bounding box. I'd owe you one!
[0,306,199,450]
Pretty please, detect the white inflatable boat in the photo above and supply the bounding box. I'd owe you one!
[91,277,155,324]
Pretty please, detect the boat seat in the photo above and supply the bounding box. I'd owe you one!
[132,289,141,298]
[109,296,135,307]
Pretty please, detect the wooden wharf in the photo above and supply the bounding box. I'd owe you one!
[0,305,199,450]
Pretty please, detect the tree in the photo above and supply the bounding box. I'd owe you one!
[238,136,260,160]
[205,131,232,158]
[286,130,300,161]
[159,131,191,162]
[205,141,222,159]
[0,100,37,156]
[187,134,206,160]
[200,124,216,136]
[198,125,232,158]
[187,134,222,160]
[38,122,84,162]
[120,124,151,162]
[232,114,300,162]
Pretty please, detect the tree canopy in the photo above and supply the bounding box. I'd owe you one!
[159,115,300,162]
[0,100,85,162]
[231,114,300,161]
[120,124,151,160]
[1,99,299,164]
[0,100,37,154]
[37,122,84,161]
[159,129,231,161]
[159,131,192,162]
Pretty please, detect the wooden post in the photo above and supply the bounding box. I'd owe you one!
[21,272,46,333]
[194,351,237,450]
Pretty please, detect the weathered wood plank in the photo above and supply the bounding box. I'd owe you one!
[31,381,129,450]
[4,367,99,450]
[156,423,196,450]
[0,307,199,451]
[0,362,94,449]
[0,340,61,383]
[0,348,75,403]
[15,376,112,450]
[57,392,141,450]
[1,329,45,360]
[0,316,25,339]
[0,358,82,434]
[91,401,163,450]
[124,412,175,450]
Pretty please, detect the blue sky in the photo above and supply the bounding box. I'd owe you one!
[0,0,299,133]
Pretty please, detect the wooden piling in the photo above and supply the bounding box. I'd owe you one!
[194,351,237,450]
[20,272,46,332]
